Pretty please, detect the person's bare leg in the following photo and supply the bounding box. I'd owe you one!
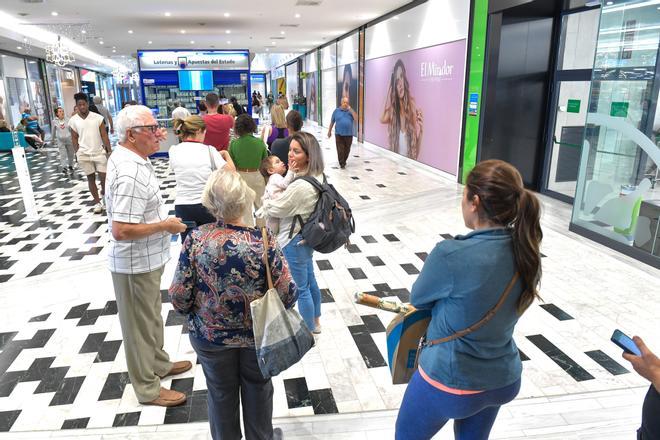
[99,172,106,199]
[87,174,100,203]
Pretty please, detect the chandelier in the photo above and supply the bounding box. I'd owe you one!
[46,36,75,67]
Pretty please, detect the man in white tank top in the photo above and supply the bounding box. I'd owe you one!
[68,92,111,214]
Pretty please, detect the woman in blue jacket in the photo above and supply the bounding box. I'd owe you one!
[396,160,543,440]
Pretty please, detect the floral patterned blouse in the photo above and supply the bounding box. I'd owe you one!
[169,222,298,347]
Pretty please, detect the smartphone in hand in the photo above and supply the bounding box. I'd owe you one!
[611,329,641,356]
[182,221,197,229]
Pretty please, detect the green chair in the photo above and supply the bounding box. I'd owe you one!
[614,196,642,237]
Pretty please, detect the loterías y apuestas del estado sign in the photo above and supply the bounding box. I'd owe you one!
[137,50,249,71]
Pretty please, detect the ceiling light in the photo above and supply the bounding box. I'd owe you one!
[295,13,301,18]
[225,30,231,34]
[280,31,285,35]
[148,40,153,44]
[266,48,269,52]
[226,40,231,44]
[51,11,58,16]
[180,29,186,34]
[164,12,171,17]
[224,12,230,17]
[99,41,104,45]
[17,46,22,50]
[190,40,195,44]
[112,49,116,53]
[606,1,613,4]
[272,41,276,45]
[407,34,411,38]
[128,30,133,34]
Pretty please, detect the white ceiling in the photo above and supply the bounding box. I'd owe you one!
[0,0,411,73]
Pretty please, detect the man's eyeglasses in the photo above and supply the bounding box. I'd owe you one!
[130,124,159,133]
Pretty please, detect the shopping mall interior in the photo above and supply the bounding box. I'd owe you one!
[0,0,658,439]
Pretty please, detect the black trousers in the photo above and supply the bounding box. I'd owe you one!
[335,135,353,167]
[639,385,660,439]
[190,336,274,440]
[174,203,216,243]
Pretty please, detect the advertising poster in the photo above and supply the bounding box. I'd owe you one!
[276,78,286,97]
[306,72,318,122]
[364,39,467,175]
[336,62,358,134]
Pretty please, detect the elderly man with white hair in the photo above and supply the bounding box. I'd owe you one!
[105,104,190,407]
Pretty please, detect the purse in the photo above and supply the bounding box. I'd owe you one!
[386,273,520,384]
[250,227,315,379]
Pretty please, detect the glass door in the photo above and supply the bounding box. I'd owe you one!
[543,7,601,201]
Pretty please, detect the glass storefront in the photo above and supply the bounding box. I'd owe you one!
[26,60,50,135]
[571,0,660,267]
[45,64,79,118]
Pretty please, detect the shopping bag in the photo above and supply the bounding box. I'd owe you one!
[386,309,431,384]
[251,228,314,379]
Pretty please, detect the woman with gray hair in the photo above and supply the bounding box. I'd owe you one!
[257,131,325,333]
[170,170,296,440]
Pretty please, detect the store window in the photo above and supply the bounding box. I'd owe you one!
[26,60,50,135]
[2,55,30,128]
[571,0,660,266]
[320,43,337,127]
[285,62,298,109]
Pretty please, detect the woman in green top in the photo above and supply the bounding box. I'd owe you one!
[229,114,269,227]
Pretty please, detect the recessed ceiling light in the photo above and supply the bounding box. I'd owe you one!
[280,31,285,35]
[225,30,231,34]
[295,13,301,18]
[128,30,133,34]
[227,40,231,44]
[148,40,153,44]
[407,34,411,38]
[51,11,58,16]
[17,46,22,50]
[266,48,269,52]
[272,41,276,45]
[99,41,104,45]
[190,40,195,44]
[112,49,116,53]
[164,11,171,17]
[180,29,186,34]
[224,12,230,17]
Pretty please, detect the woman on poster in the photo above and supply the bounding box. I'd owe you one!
[380,59,423,160]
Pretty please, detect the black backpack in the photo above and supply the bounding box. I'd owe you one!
[288,175,355,253]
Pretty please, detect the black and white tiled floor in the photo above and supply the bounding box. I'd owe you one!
[0,128,657,438]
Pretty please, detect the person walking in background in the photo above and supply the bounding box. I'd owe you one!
[169,115,235,242]
[170,170,295,440]
[171,103,191,121]
[257,132,325,334]
[395,159,543,440]
[270,110,302,168]
[262,104,288,149]
[106,104,191,408]
[93,95,114,135]
[229,114,268,227]
[202,93,234,151]
[277,93,289,110]
[622,336,660,439]
[69,92,112,214]
[230,96,245,116]
[327,97,357,169]
[51,107,75,176]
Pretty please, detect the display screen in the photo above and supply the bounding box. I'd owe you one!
[178,70,213,91]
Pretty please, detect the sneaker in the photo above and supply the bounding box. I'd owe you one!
[312,325,322,335]
[93,203,103,214]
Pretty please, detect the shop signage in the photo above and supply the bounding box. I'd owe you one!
[610,101,629,118]
[468,93,479,116]
[567,99,581,114]
[138,50,249,71]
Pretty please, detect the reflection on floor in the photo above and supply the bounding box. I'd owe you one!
[0,127,657,439]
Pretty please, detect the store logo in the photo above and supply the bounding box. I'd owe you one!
[420,60,454,79]
[178,57,188,69]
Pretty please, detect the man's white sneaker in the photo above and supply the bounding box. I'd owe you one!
[93,203,103,214]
